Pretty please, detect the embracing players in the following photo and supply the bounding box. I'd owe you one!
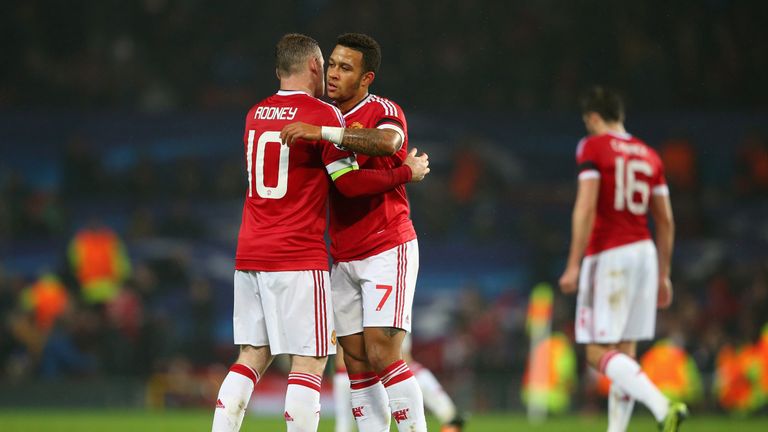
[282,33,430,431]
[212,33,428,432]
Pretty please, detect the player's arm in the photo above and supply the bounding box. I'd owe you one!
[332,148,430,198]
[280,122,402,156]
[559,177,599,294]
[649,188,675,308]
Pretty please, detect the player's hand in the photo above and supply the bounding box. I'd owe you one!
[657,276,673,309]
[558,265,580,294]
[403,148,430,182]
[280,122,321,146]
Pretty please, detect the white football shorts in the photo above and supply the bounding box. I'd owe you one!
[332,239,419,337]
[233,269,336,357]
[575,239,658,344]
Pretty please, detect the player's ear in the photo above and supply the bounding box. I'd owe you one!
[361,71,375,88]
[308,56,321,76]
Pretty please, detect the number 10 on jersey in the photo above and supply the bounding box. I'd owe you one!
[247,130,290,199]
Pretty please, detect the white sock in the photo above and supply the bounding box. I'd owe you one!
[607,383,635,432]
[349,371,391,432]
[285,373,323,432]
[412,362,457,424]
[380,360,427,432]
[212,364,259,432]
[600,352,668,422]
[334,371,354,432]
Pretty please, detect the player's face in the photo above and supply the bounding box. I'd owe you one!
[583,113,598,135]
[326,45,366,103]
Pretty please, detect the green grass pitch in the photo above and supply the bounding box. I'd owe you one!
[0,410,765,431]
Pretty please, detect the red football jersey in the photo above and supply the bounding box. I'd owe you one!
[576,132,668,256]
[329,94,417,262]
[235,90,355,271]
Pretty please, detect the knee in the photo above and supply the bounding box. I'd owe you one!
[364,335,402,371]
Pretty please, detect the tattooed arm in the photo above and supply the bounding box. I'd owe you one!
[280,122,402,156]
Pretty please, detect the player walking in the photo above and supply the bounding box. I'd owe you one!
[559,87,688,432]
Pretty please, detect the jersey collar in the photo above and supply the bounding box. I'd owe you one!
[277,90,312,97]
[606,131,633,140]
[342,93,372,118]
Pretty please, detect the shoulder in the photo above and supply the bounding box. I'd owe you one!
[576,135,602,158]
[246,95,272,117]
[296,95,345,127]
[369,94,404,118]
[314,98,346,126]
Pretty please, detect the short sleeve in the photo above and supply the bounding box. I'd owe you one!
[373,97,407,144]
[576,137,600,180]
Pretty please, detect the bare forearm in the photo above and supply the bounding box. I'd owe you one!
[567,208,595,268]
[341,128,400,156]
[655,221,675,278]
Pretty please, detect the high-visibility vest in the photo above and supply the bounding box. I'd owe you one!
[21,274,69,331]
[522,333,577,413]
[640,340,702,403]
[68,227,130,303]
[714,344,765,413]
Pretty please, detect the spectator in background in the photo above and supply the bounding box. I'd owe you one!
[61,135,105,198]
[734,132,768,198]
[20,272,69,332]
[68,220,131,304]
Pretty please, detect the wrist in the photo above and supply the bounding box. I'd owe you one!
[321,126,345,145]
[397,165,413,183]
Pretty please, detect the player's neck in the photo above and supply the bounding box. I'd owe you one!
[596,122,627,136]
[337,92,369,114]
[279,77,314,96]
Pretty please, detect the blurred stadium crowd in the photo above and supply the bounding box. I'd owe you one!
[1,0,768,415]
[1,0,766,111]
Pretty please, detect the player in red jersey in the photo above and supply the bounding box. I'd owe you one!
[212,33,430,432]
[559,87,688,432]
[281,33,444,432]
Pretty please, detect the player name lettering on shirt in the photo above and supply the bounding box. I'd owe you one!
[610,139,647,156]
[254,106,298,121]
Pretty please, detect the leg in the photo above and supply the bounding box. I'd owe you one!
[285,354,328,432]
[212,344,274,432]
[214,271,274,432]
[333,348,355,432]
[586,342,669,423]
[404,350,462,430]
[339,333,391,432]
[364,327,427,432]
[593,342,635,432]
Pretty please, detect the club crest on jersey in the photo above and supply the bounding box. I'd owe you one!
[349,121,364,129]
[392,408,410,423]
[352,406,364,418]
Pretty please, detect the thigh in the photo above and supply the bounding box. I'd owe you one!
[359,240,419,332]
[261,270,336,357]
[332,262,364,337]
[575,255,598,344]
[233,270,269,348]
[624,242,658,341]
[577,247,635,344]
